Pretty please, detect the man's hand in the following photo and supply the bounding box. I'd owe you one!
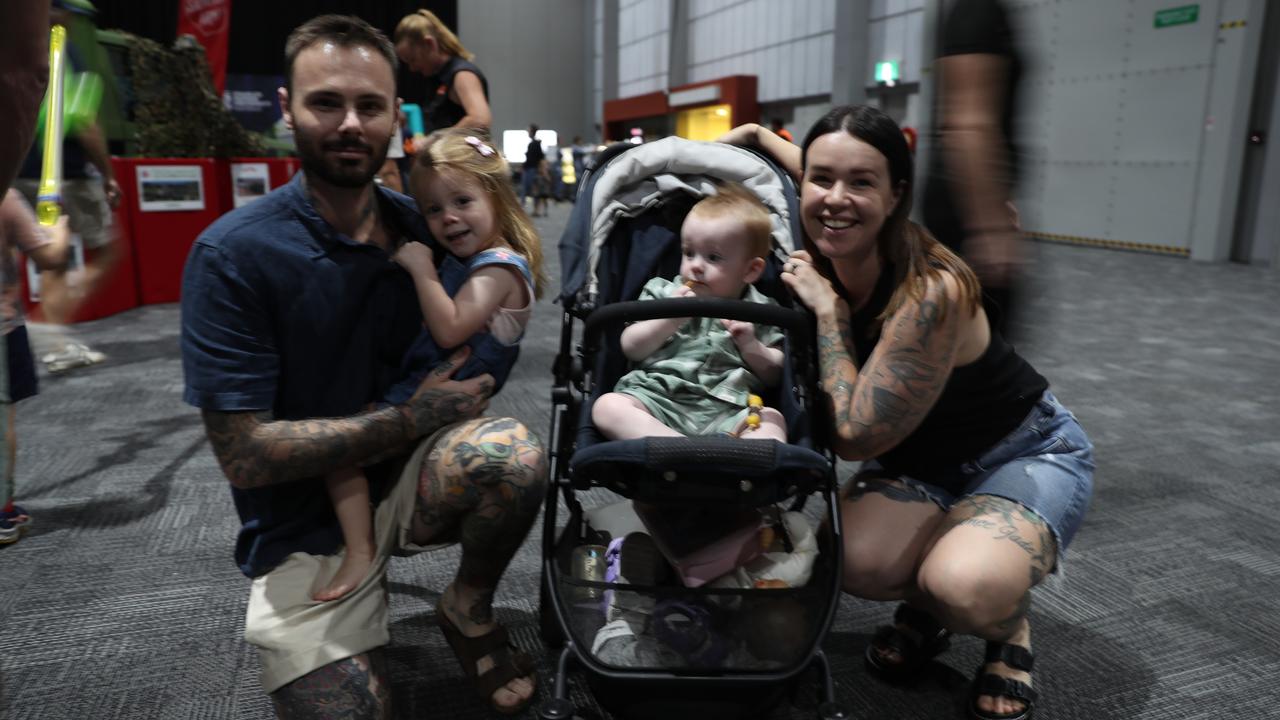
[401,346,493,436]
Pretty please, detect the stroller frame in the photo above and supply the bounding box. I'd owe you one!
[537,138,852,720]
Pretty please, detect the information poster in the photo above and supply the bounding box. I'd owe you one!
[137,165,206,212]
[231,162,271,208]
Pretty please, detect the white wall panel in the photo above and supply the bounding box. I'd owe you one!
[790,41,806,98]
[818,33,834,93]
[903,9,925,83]
[1016,0,1255,254]
[1112,165,1198,247]
[1117,67,1211,164]
[803,36,824,96]
[1046,78,1124,166]
[1040,165,1115,239]
[1051,0,1130,80]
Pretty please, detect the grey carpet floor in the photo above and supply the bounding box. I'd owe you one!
[2,200,1278,719]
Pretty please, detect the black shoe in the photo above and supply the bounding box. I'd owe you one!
[864,603,952,684]
[969,641,1037,720]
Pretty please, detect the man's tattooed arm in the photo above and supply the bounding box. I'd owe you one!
[202,407,413,490]
[817,276,962,460]
[203,380,491,490]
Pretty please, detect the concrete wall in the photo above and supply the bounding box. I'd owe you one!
[458,0,590,150]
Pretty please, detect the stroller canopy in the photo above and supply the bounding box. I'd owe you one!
[559,136,799,303]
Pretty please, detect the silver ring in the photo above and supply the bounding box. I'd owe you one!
[784,262,795,273]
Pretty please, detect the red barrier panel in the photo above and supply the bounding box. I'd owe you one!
[115,157,225,305]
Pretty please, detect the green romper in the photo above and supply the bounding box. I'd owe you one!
[612,276,783,436]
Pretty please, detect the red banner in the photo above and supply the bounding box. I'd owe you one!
[176,0,231,95]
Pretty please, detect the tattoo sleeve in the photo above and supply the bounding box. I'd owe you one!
[202,406,416,490]
[820,281,961,460]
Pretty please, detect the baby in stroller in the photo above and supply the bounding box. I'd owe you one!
[591,183,788,443]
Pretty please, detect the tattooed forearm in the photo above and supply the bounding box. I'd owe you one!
[815,301,863,432]
[202,407,414,490]
[828,291,959,459]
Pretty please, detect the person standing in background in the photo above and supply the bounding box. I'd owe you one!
[391,8,491,195]
[15,0,117,373]
[521,124,544,213]
[922,0,1027,339]
[394,8,491,135]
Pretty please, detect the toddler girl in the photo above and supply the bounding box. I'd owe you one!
[315,128,546,601]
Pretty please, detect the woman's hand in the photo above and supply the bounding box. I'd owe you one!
[393,241,435,274]
[780,250,839,317]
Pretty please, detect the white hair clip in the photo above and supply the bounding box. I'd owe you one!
[465,136,495,157]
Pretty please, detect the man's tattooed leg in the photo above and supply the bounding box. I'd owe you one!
[270,651,391,720]
[413,417,546,614]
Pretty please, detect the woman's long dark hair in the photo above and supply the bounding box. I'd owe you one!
[800,105,979,323]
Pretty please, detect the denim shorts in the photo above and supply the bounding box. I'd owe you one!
[860,390,1094,565]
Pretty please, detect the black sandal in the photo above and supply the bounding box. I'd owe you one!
[864,603,952,683]
[969,641,1038,720]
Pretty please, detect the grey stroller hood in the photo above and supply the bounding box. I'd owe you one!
[559,136,800,304]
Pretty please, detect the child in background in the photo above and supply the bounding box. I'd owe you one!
[591,183,787,443]
[314,128,546,601]
[0,190,71,544]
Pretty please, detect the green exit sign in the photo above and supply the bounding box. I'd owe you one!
[875,60,900,86]
[1155,4,1199,28]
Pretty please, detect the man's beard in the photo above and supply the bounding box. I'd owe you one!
[295,127,389,189]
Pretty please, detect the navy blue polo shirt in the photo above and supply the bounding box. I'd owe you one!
[181,174,431,577]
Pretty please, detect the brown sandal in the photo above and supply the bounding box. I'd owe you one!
[437,606,538,715]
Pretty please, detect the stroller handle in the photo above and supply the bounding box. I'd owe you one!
[582,298,812,355]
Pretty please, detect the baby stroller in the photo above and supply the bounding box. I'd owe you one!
[537,137,850,720]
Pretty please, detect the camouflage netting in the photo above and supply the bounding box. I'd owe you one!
[124,32,266,157]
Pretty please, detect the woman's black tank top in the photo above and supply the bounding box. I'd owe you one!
[844,264,1048,478]
[423,57,489,133]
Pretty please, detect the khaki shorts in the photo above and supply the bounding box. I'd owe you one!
[244,433,452,693]
[15,178,114,249]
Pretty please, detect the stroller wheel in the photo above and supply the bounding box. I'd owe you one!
[537,698,577,720]
[817,702,852,720]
